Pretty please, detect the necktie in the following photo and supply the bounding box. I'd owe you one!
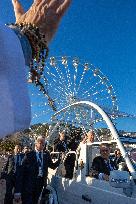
[62,141,66,151]
[16,154,20,166]
[14,154,20,172]
[38,152,42,167]
[107,160,113,171]
[39,152,42,160]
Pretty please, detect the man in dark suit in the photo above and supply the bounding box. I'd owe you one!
[113,149,124,169]
[0,144,24,204]
[90,143,116,181]
[54,130,67,152]
[54,130,74,178]
[14,136,61,204]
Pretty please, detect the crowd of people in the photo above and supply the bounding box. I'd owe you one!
[52,130,128,182]
[0,136,61,204]
[0,129,129,203]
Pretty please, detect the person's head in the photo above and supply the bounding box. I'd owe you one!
[81,133,87,144]
[114,149,117,156]
[23,146,31,154]
[87,130,94,143]
[14,144,22,154]
[59,131,65,141]
[116,149,121,158]
[35,136,45,151]
[100,144,110,160]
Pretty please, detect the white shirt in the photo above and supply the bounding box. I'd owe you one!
[0,24,31,138]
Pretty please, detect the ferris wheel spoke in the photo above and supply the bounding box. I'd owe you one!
[47,62,71,95]
[54,95,68,109]
[79,79,103,97]
[88,81,105,92]
[72,58,81,95]
[53,61,73,94]
[76,70,87,94]
[63,59,75,93]
[50,82,68,98]
[46,67,69,95]
[73,67,78,95]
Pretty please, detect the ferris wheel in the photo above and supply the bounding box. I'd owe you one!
[29,56,118,129]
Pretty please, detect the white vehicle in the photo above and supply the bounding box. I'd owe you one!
[45,101,136,204]
[46,144,136,204]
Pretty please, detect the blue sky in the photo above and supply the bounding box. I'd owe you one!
[0,0,136,131]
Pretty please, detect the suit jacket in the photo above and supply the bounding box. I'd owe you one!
[54,139,67,152]
[15,150,60,194]
[1,153,24,179]
[90,156,116,179]
[114,156,124,168]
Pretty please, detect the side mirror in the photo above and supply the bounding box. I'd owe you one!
[109,170,130,188]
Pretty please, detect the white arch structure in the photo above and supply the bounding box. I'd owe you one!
[52,100,136,180]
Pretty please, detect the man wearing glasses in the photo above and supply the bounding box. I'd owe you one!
[89,144,116,181]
